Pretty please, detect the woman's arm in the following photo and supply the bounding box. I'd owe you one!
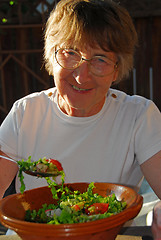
[140,150,161,199]
[0,150,18,199]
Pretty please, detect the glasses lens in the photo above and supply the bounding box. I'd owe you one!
[90,56,116,76]
[55,48,117,76]
[55,49,81,69]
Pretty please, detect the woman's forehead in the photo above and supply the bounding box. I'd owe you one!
[58,39,110,52]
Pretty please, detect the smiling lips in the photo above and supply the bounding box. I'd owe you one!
[72,85,92,92]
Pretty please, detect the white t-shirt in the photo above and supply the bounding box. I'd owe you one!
[1,87,161,193]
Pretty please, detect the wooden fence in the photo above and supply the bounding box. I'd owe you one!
[115,16,161,107]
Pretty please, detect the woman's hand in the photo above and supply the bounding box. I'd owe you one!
[152,201,161,240]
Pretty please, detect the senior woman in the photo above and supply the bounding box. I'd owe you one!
[0,0,161,237]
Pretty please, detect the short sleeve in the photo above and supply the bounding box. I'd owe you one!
[134,100,161,164]
[0,100,24,155]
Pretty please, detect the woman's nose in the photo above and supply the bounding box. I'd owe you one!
[72,62,91,84]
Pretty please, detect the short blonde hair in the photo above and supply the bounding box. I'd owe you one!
[44,0,138,82]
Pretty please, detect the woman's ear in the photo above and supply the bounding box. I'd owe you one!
[112,67,119,83]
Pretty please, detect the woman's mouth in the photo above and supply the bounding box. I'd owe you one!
[72,85,91,92]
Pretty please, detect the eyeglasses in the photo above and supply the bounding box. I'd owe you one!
[55,48,118,77]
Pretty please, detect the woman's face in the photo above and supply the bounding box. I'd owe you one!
[52,45,118,117]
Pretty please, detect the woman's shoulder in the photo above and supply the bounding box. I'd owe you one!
[109,88,153,107]
[108,88,161,117]
[13,88,56,108]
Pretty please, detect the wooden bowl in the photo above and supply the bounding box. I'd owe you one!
[0,183,143,240]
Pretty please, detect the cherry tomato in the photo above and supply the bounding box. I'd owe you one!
[72,202,84,211]
[72,205,80,211]
[46,159,63,171]
[86,203,109,215]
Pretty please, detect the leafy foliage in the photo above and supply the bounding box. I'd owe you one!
[25,182,127,224]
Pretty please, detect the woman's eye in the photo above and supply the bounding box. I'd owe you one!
[96,57,114,66]
[65,50,76,56]
[92,57,107,65]
[98,58,106,63]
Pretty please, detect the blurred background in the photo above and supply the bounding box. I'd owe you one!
[0,0,161,227]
